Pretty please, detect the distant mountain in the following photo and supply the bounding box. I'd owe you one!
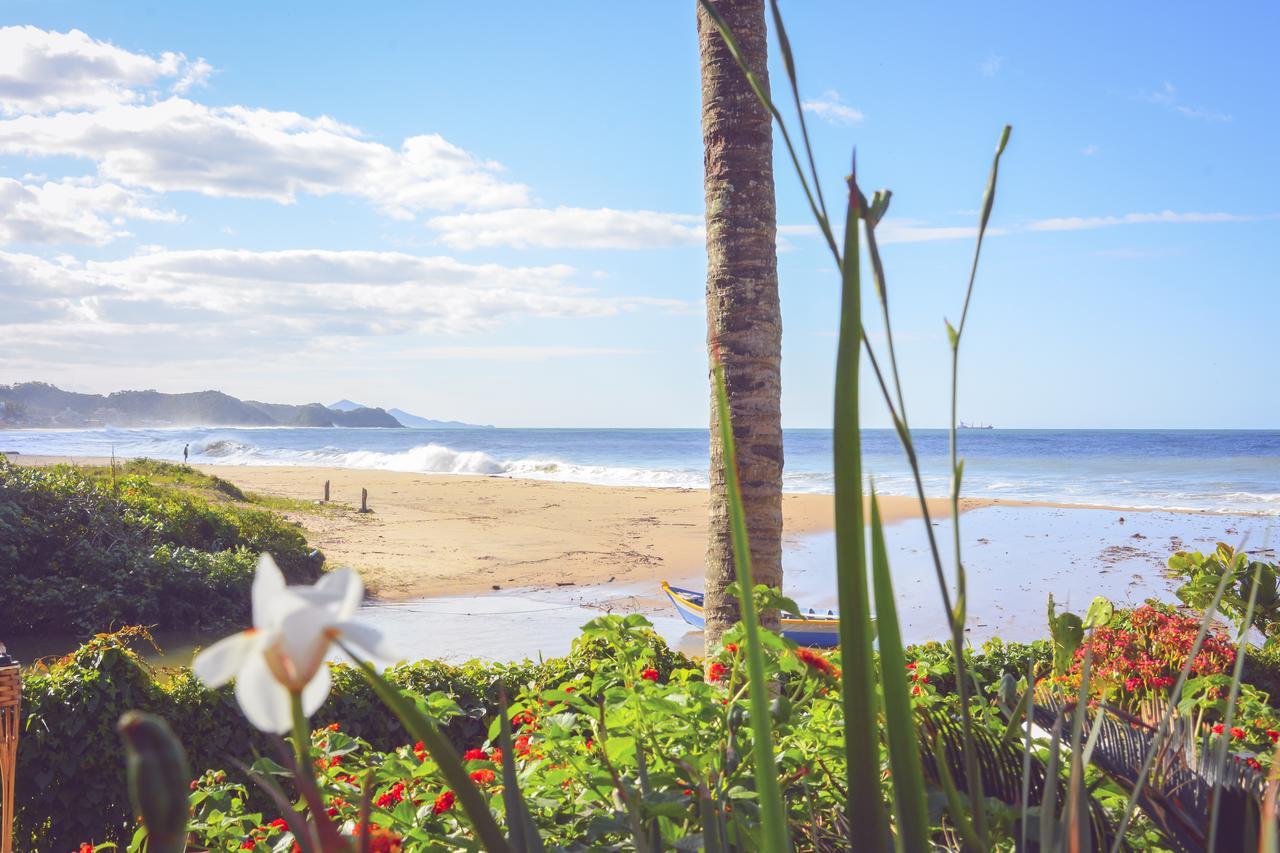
[0,382,403,429]
[327,399,365,412]
[388,408,493,430]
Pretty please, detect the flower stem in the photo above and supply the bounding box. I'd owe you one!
[290,692,310,773]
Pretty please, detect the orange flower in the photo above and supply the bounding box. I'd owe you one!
[432,790,456,815]
[794,647,840,679]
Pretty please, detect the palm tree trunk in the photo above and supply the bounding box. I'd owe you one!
[697,0,783,651]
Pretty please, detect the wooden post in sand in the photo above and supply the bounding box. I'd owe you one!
[323,480,330,502]
[360,488,370,513]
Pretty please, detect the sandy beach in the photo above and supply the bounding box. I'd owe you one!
[11,455,984,599]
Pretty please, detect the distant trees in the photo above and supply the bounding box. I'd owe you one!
[696,0,784,650]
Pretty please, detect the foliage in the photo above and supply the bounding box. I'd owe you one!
[1170,542,1280,642]
[0,456,322,634]
[1056,604,1237,698]
[13,626,693,850]
[184,614,858,851]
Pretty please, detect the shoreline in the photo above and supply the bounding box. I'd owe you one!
[8,455,1274,603]
[10,455,979,600]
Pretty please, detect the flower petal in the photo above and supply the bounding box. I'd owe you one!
[276,603,334,688]
[300,659,332,717]
[297,567,364,619]
[335,620,400,665]
[252,553,287,631]
[192,630,258,689]
[234,647,294,734]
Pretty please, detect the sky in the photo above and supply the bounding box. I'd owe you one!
[0,2,1276,429]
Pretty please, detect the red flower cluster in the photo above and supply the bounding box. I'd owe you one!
[413,740,428,762]
[375,781,407,809]
[353,824,404,852]
[640,668,660,682]
[725,643,738,653]
[707,661,728,683]
[1070,606,1235,693]
[238,818,290,849]
[463,747,489,761]
[794,647,840,679]
[470,768,497,784]
[432,790,456,815]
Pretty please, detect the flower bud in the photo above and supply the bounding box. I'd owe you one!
[118,711,192,853]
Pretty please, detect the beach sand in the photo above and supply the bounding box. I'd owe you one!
[12,456,975,599]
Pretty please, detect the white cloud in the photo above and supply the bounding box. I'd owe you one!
[777,208,1269,247]
[979,54,1004,77]
[403,345,653,360]
[0,99,529,216]
[1140,82,1231,122]
[0,177,180,245]
[800,90,864,126]
[1081,144,1100,156]
[0,249,690,367]
[0,26,209,115]
[1027,210,1268,232]
[428,206,704,249]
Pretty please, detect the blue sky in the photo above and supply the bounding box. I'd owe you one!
[1,1,1275,428]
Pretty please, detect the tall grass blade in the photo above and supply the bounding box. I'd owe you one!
[697,0,838,256]
[766,0,829,223]
[1207,561,1263,852]
[337,642,512,853]
[832,154,888,851]
[1108,566,1236,851]
[934,731,983,851]
[711,357,792,853]
[499,687,546,853]
[870,490,930,852]
[945,124,1012,847]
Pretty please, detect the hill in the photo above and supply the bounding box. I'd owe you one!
[388,407,494,429]
[0,382,402,429]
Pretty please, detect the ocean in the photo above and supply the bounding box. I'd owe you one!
[2,426,1279,514]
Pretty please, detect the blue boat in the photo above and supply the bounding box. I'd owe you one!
[661,581,840,648]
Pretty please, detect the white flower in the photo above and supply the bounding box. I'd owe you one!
[193,554,396,733]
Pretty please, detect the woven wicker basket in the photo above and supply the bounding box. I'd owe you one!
[0,658,19,853]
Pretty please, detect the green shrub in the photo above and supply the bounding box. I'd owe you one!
[0,457,322,634]
[14,627,693,850]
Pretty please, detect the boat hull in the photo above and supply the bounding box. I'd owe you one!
[661,582,840,648]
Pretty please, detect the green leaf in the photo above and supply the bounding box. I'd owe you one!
[710,359,792,853]
[1083,596,1113,629]
[870,491,930,852]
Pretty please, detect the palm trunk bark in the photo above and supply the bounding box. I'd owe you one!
[697,0,783,651]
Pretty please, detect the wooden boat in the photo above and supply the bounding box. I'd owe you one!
[661,582,840,648]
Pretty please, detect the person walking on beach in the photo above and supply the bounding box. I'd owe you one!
[183,443,189,464]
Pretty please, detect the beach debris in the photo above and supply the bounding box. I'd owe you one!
[491,584,501,590]
[359,487,371,513]
[556,581,575,587]
[323,479,330,502]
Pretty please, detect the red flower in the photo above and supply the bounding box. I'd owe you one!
[707,662,728,683]
[514,734,533,756]
[463,748,488,761]
[1212,723,1225,734]
[1247,757,1264,771]
[354,824,404,853]
[470,768,496,784]
[794,647,841,679]
[641,668,659,682]
[268,818,289,831]
[240,843,256,851]
[432,790,456,815]
[325,722,341,732]
[490,748,503,763]
[725,643,738,653]
[911,684,922,696]
[1267,730,1279,744]
[79,846,94,853]
[905,662,917,670]
[1231,727,1247,739]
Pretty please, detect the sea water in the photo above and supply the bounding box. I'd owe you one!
[2,427,1278,514]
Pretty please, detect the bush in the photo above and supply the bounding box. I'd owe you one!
[0,457,322,634]
[13,627,693,850]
